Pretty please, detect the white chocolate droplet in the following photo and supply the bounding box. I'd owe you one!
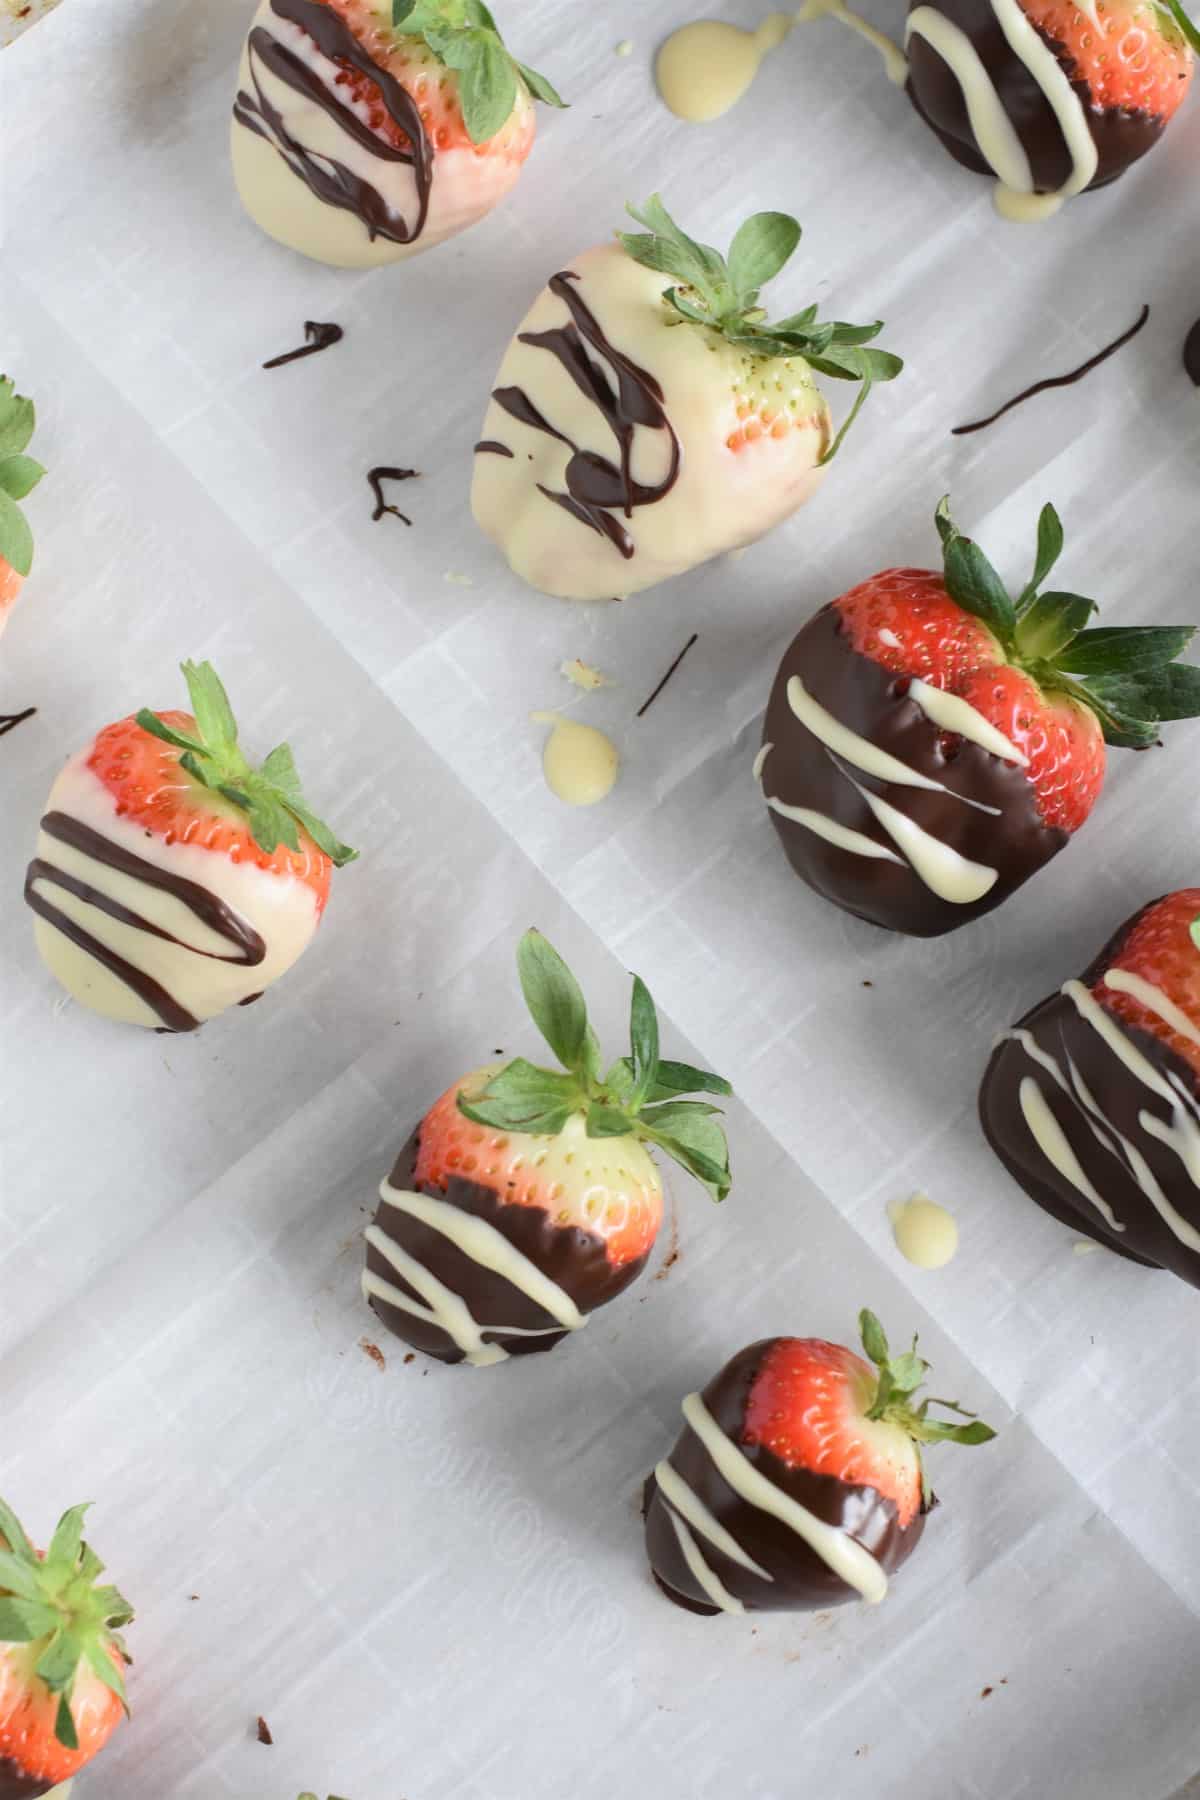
[887,1193,959,1269]
[532,712,619,807]
[655,16,792,121]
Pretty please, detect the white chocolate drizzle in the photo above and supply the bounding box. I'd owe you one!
[681,1392,888,1603]
[654,1459,774,1581]
[837,763,998,904]
[667,1512,746,1614]
[362,1185,587,1367]
[907,678,1027,765]
[905,0,1098,221]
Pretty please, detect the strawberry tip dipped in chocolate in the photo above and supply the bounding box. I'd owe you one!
[981,889,1200,1287]
[643,1311,995,1617]
[363,929,733,1366]
[24,660,356,1032]
[760,496,1200,937]
[0,1496,133,1800]
[0,376,47,642]
[471,195,903,601]
[232,0,565,268]
[904,0,1197,222]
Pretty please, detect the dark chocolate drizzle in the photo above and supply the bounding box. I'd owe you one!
[365,1124,649,1364]
[24,811,266,1034]
[952,305,1150,435]
[262,319,344,370]
[367,465,418,524]
[638,633,698,718]
[644,1340,927,1615]
[474,439,515,458]
[492,271,682,560]
[0,705,36,737]
[233,0,432,246]
[905,0,1167,196]
[1184,318,1200,387]
[762,605,1066,937]
[981,899,1200,1288]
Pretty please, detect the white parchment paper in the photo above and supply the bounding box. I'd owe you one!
[3,2,1200,1795]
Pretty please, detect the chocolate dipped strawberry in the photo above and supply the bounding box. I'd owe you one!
[905,0,1197,221]
[232,0,564,268]
[982,889,1200,1286]
[0,1495,134,1799]
[0,376,47,643]
[363,930,732,1365]
[24,660,356,1031]
[643,1312,994,1616]
[471,195,902,601]
[760,496,1200,936]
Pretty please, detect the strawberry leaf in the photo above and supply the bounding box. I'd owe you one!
[727,212,802,306]
[1013,590,1096,661]
[935,497,1015,644]
[0,379,35,459]
[859,1309,890,1368]
[587,1102,635,1137]
[0,489,34,579]
[393,0,565,143]
[47,1504,89,1570]
[0,1498,37,1562]
[134,710,208,756]
[918,1418,997,1446]
[627,973,660,1109]
[640,1108,731,1201]
[54,1690,80,1752]
[83,1638,129,1709]
[515,60,566,107]
[181,660,243,769]
[0,1596,57,1641]
[517,930,590,1074]
[646,1060,732,1099]
[1054,625,1196,676]
[0,1552,44,1598]
[1016,502,1064,613]
[0,454,45,502]
[1161,0,1200,53]
[1190,917,1200,953]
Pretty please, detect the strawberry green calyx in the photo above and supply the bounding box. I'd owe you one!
[1161,0,1200,54]
[0,1495,133,1750]
[391,0,566,143]
[857,1311,996,1503]
[934,496,1200,750]
[458,929,734,1200]
[616,195,903,463]
[0,376,46,578]
[135,661,358,866]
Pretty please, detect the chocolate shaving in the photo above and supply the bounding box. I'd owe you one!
[952,305,1150,436]
[256,1717,273,1745]
[367,465,419,525]
[262,320,344,370]
[637,633,698,717]
[0,706,36,737]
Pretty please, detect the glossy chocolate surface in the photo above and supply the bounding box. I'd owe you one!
[0,1756,56,1800]
[762,605,1066,937]
[1185,318,1200,387]
[365,1125,648,1363]
[644,1341,927,1615]
[905,0,1164,193]
[980,902,1200,1287]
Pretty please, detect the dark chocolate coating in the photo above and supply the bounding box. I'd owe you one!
[905,0,1165,195]
[980,901,1200,1287]
[0,1757,55,1800]
[762,604,1066,937]
[644,1342,928,1615]
[365,1126,649,1363]
[1184,318,1200,388]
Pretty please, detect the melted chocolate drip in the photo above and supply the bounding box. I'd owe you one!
[644,1340,927,1615]
[762,606,1066,937]
[474,439,514,458]
[492,271,682,560]
[981,900,1200,1288]
[24,812,266,1034]
[952,305,1150,435]
[262,319,344,370]
[1184,318,1200,387]
[367,465,418,524]
[233,0,432,246]
[905,0,1166,195]
[0,705,36,737]
[365,1125,649,1364]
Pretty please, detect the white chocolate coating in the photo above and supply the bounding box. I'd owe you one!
[887,1193,959,1269]
[471,244,830,601]
[231,0,531,268]
[28,753,321,1028]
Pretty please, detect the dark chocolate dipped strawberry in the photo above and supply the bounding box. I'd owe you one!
[760,496,1200,937]
[981,889,1200,1286]
[362,930,733,1366]
[643,1312,994,1617]
[905,0,1197,222]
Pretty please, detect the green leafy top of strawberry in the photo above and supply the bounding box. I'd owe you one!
[858,1310,996,1503]
[459,929,734,1201]
[933,497,1200,750]
[136,661,358,866]
[615,195,903,463]
[0,376,47,579]
[391,0,566,143]
[1159,0,1200,54]
[0,1495,133,1751]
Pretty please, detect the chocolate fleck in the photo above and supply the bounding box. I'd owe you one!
[0,706,36,737]
[262,320,344,371]
[256,1716,273,1745]
[367,465,419,525]
[637,633,698,717]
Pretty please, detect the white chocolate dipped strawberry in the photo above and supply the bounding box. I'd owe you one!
[24,661,356,1032]
[231,0,564,269]
[471,196,902,601]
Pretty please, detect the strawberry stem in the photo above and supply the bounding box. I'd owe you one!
[858,1310,996,1503]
